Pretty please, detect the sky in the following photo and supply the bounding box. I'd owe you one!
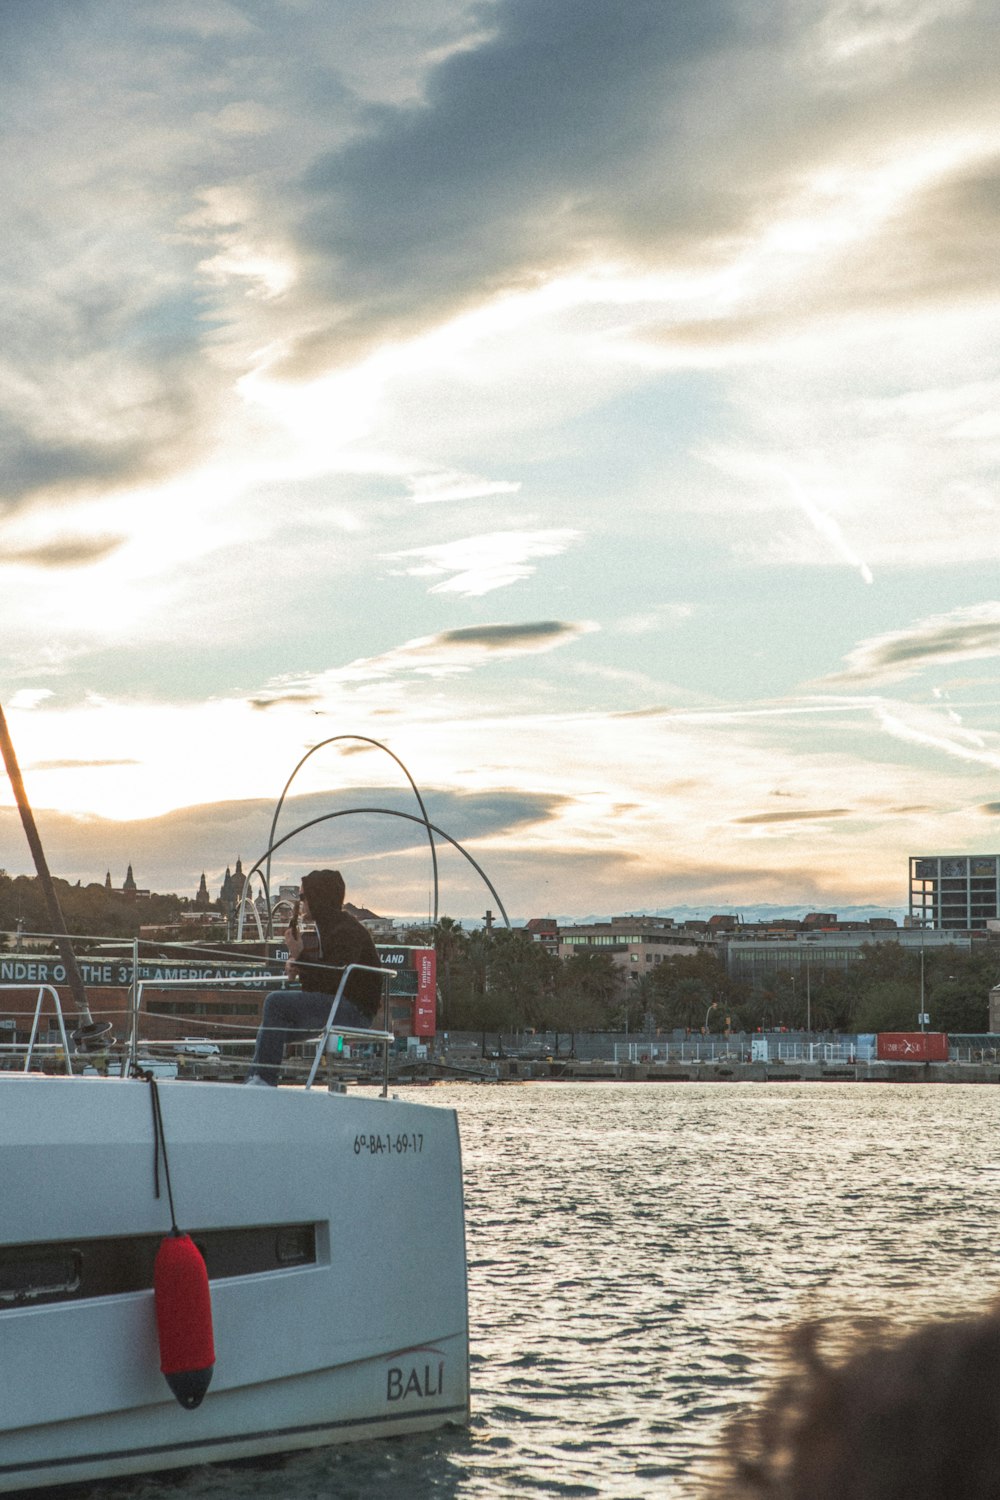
[2,0,1000,924]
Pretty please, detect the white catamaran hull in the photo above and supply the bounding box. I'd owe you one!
[0,1075,470,1493]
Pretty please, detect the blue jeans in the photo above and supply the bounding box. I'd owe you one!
[250,989,373,1085]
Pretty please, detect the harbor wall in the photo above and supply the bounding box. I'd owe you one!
[425,1029,1000,1084]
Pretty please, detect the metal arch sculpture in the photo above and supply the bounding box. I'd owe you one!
[261,736,439,937]
[243,807,511,932]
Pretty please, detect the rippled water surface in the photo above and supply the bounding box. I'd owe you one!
[68,1082,1000,1499]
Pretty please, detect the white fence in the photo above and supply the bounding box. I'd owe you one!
[613,1039,872,1065]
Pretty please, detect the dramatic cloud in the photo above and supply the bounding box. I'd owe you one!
[405,471,522,505]
[289,0,778,369]
[652,147,1000,359]
[825,604,1000,686]
[3,534,125,569]
[0,785,571,900]
[386,528,582,596]
[870,702,1000,772]
[7,689,54,710]
[245,619,597,710]
[437,622,579,649]
[28,759,140,771]
[248,693,324,712]
[280,0,1000,372]
[323,620,598,683]
[734,809,852,825]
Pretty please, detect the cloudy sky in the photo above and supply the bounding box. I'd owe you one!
[2,0,999,922]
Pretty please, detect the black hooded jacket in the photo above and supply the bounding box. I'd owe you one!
[295,909,382,1019]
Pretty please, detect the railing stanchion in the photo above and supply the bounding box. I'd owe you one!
[303,964,395,1092]
[12,986,73,1076]
[127,938,140,1079]
[382,971,391,1099]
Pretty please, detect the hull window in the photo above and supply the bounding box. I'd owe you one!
[0,1249,82,1304]
[0,1223,317,1307]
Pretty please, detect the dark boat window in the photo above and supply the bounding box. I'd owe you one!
[0,1249,82,1304]
[276,1226,314,1265]
[0,1223,317,1307]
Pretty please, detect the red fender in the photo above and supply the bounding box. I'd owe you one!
[154,1233,215,1409]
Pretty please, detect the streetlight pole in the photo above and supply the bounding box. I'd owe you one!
[916,921,930,1032]
[805,950,812,1035]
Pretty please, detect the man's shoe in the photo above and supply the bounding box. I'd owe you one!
[244,1073,272,1086]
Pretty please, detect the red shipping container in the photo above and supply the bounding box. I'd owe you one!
[876,1032,949,1062]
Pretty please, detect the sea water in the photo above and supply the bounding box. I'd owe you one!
[69,1081,1000,1499]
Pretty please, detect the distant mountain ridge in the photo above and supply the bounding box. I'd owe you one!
[552,903,909,926]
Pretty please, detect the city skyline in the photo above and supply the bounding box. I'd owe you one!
[0,855,916,932]
[2,2,1000,919]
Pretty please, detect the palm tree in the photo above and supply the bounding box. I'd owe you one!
[432,916,466,1030]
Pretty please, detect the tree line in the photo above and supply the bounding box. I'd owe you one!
[409,919,1000,1037]
[2,873,995,1035]
[0,871,188,943]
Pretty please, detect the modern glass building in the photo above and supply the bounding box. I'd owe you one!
[908,855,1000,931]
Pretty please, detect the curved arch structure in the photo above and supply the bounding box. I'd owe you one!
[243,807,511,933]
[261,736,439,937]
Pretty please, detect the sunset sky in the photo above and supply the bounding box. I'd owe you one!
[2,0,999,922]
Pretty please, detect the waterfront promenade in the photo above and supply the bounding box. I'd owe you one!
[421,1029,1000,1085]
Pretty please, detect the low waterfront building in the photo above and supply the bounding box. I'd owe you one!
[722,925,969,983]
[557,916,709,987]
[524,917,559,956]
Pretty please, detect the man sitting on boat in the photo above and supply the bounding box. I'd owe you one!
[246,869,382,1086]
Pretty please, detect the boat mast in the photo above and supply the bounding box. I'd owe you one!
[0,702,93,1026]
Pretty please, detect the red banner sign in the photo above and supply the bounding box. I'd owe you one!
[411,948,437,1037]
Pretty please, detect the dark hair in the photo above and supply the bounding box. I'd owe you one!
[708,1305,1000,1499]
[300,869,346,923]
